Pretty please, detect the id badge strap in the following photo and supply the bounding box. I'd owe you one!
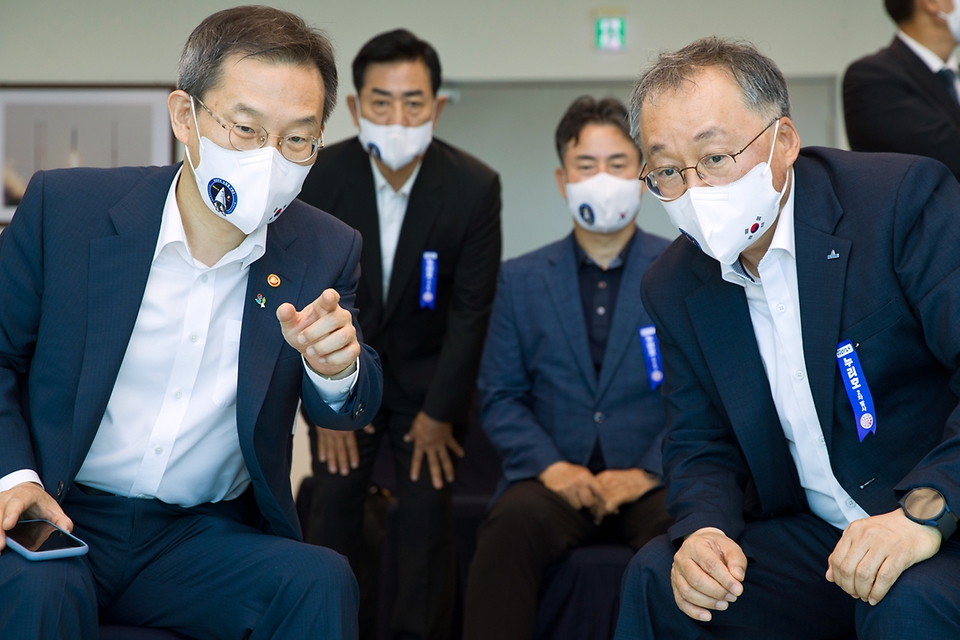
[639,325,664,390]
[420,251,438,310]
[836,340,876,442]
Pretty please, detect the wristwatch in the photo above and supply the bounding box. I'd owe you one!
[899,487,958,539]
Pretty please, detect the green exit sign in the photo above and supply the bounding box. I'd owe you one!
[596,16,625,51]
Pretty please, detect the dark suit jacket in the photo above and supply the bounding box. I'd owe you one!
[640,148,960,545]
[0,164,382,541]
[479,230,670,499]
[844,36,960,179]
[298,137,501,424]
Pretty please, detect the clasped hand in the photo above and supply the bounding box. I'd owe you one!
[538,462,660,525]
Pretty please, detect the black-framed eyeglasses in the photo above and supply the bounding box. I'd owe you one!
[639,118,780,201]
[193,96,323,164]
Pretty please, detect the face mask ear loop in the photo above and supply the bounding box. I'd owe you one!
[183,96,204,185]
[761,119,782,177]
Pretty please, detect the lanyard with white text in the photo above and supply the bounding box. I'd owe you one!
[836,340,876,441]
[420,251,438,310]
[639,325,664,390]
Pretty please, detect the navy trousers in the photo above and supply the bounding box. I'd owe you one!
[615,512,960,640]
[0,484,359,639]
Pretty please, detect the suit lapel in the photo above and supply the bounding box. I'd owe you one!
[236,222,306,461]
[545,236,597,395]
[890,38,960,124]
[596,230,647,399]
[383,144,444,325]
[793,157,849,451]
[340,142,383,309]
[686,253,799,512]
[72,166,176,465]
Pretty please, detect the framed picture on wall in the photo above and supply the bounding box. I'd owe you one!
[0,85,176,223]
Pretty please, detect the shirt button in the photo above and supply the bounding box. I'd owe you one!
[598,281,607,290]
[594,412,604,423]
[340,388,349,396]
[189,333,199,343]
[154,446,164,456]
[776,303,786,313]
[596,306,606,316]
[846,499,856,508]
[795,370,805,380]
[174,390,183,399]
[201,274,209,283]
[819,435,826,445]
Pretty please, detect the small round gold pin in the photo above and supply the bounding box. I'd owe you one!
[267,274,281,288]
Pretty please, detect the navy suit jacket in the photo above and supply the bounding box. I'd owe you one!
[640,147,960,545]
[479,230,670,498]
[844,37,960,179]
[0,164,382,540]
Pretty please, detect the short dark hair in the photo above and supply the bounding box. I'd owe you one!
[630,37,790,144]
[352,29,442,96]
[885,0,915,23]
[554,96,637,164]
[177,6,338,124]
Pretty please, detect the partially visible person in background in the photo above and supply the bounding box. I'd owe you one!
[462,96,672,640]
[298,28,502,640]
[844,0,960,179]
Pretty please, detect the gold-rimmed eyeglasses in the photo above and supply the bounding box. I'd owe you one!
[193,96,323,164]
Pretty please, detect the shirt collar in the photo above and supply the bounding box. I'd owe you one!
[370,156,422,198]
[721,168,796,287]
[897,30,958,73]
[157,167,267,270]
[573,233,633,270]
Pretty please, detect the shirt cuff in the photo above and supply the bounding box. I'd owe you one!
[303,357,360,413]
[0,469,43,493]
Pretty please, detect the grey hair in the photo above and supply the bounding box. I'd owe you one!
[629,37,790,142]
[177,6,338,125]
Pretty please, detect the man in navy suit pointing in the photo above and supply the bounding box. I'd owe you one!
[0,6,381,639]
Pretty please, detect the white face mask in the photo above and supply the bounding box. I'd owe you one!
[564,172,642,234]
[357,116,433,171]
[662,121,786,265]
[186,99,312,235]
[941,4,960,41]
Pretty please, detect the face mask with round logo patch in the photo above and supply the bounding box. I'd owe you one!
[662,121,786,265]
[357,116,433,171]
[564,171,642,234]
[184,98,312,235]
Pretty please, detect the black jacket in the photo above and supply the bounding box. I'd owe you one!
[299,137,502,423]
[844,36,960,179]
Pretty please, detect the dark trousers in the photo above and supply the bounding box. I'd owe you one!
[308,408,457,640]
[0,484,358,640]
[462,479,672,640]
[616,512,960,640]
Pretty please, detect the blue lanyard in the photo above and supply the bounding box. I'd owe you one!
[639,325,664,390]
[420,251,438,310]
[836,340,876,441]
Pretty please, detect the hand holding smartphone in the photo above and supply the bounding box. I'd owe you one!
[5,519,88,560]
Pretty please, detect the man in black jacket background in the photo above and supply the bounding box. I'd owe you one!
[844,0,960,179]
[298,29,502,640]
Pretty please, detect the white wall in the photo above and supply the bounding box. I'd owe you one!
[2,0,895,145]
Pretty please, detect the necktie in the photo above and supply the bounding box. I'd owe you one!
[937,68,959,103]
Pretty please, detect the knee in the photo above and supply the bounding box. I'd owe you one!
[291,544,357,596]
[857,565,960,637]
[623,535,674,600]
[0,553,96,631]
[481,482,556,538]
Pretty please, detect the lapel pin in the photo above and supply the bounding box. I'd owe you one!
[255,293,266,308]
[827,250,840,260]
[267,274,281,287]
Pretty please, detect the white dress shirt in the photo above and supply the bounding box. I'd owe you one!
[721,173,870,530]
[371,157,422,302]
[898,30,960,99]
[1,169,358,506]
